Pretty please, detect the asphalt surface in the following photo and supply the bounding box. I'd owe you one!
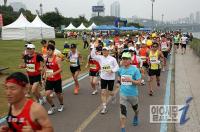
[44,65,169,132]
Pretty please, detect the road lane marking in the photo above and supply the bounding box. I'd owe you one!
[75,87,119,132]
[160,51,173,132]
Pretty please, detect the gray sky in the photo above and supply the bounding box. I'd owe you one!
[1,0,200,21]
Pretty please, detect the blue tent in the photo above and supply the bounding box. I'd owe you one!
[93,25,118,30]
[138,27,152,31]
[119,26,138,31]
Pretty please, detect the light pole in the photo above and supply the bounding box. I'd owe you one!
[151,0,155,28]
[162,14,164,25]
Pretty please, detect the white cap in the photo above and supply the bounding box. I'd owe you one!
[27,44,35,49]
[129,47,135,51]
[91,37,95,40]
[102,47,109,50]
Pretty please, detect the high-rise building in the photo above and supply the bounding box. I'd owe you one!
[189,13,195,24]
[110,1,120,17]
[10,2,26,12]
[195,11,200,24]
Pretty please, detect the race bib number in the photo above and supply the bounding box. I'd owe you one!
[150,56,158,64]
[46,69,54,78]
[161,45,168,51]
[70,58,77,66]
[90,64,97,70]
[121,75,132,86]
[140,56,146,62]
[102,65,111,72]
[26,64,35,72]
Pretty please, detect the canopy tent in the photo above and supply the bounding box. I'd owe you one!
[119,26,138,31]
[76,23,87,30]
[87,22,97,30]
[2,13,31,40]
[64,23,76,30]
[93,25,118,31]
[26,15,55,40]
[138,27,152,31]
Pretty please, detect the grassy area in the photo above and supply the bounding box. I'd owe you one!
[190,38,200,57]
[0,38,89,117]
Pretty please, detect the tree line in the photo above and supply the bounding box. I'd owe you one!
[0,5,142,29]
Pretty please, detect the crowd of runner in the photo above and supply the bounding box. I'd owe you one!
[0,30,193,132]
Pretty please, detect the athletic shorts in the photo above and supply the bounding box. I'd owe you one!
[89,71,99,77]
[28,75,41,85]
[101,79,115,91]
[148,69,161,77]
[142,63,149,69]
[181,44,186,49]
[162,51,168,58]
[120,95,138,108]
[174,43,179,46]
[45,79,62,93]
[70,66,81,74]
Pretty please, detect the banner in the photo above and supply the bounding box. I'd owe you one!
[0,14,3,27]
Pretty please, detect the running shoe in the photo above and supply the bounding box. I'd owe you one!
[121,128,126,132]
[92,90,98,95]
[58,105,64,112]
[132,116,139,126]
[100,106,107,114]
[74,87,79,95]
[48,107,56,115]
[157,81,160,87]
[149,91,153,96]
[141,79,145,85]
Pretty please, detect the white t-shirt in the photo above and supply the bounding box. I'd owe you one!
[181,37,188,45]
[91,48,119,80]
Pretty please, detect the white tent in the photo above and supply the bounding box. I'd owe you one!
[64,23,76,30]
[2,13,31,40]
[76,23,86,30]
[87,23,97,30]
[26,15,55,40]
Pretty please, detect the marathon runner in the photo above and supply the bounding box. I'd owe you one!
[147,42,164,96]
[0,72,53,132]
[41,39,48,59]
[174,33,180,54]
[43,44,64,115]
[160,35,170,71]
[85,47,101,95]
[91,46,119,114]
[180,34,188,55]
[68,44,83,95]
[117,52,141,132]
[19,44,45,104]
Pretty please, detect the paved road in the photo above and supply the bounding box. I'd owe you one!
[44,61,171,132]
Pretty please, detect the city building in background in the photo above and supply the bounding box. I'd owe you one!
[110,1,120,18]
[195,11,200,24]
[9,2,26,12]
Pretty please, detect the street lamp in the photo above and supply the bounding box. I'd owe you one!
[151,0,155,28]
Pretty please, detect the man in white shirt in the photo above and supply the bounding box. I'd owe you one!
[91,46,119,114]
[181,34,188,55]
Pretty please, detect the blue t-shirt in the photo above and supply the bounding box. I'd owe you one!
[118,65,141,96]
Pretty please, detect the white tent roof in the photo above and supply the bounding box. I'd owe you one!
[65,23,76,30]
[76,23,86,30]
[3,13,30,28]
[27,15,53,28]
[87,22,97,30]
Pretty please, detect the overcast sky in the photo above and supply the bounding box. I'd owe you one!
[1,0,200,21]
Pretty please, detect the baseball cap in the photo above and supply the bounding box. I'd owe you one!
[71,44,77,48]
[128,47,135,52]
[122,52,132,59]
[102,47,109,50]
[27,44,35,49]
